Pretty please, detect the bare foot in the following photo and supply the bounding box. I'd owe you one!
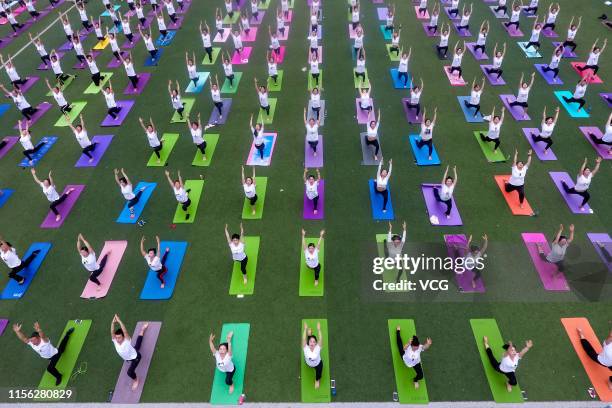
[229,384,235,394]
[414,381,420,389]
[66,187,76,194]
[160,282,165,288]
[55,214,62,222]
[314,379,320,389]
[506,383,512,392]
[483,336,489,348]
[140,322,149,335]
[314,279,319,286]
[251,209,256,215]
[243,275,247,284]
[576,327,585,339]
[313,209,318,215]
[131,379,139,390]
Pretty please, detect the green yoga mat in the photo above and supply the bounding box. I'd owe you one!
[147,133,179,166]
[353,69,370,88]
[229,236,260,296]
[171,98,195,123]
[38,319,91,391]
[267,70,284,91]
[241,176,267,219]
[191,133,219,167]
[299,238,325,297]
[257,98,277,124]
[387,319,429,404]
[172,180,204,224]
[386,44,401,62]
[375,234,407,292]
[223,13,239,24]
[308,70,323,91]
[210,323,250,405]
[300,319,331,403]
[470,319,524,403]
[258,0,270,9]
[473,132,506,163]
[202,47,221,65]
[221,72,242,94]
[45,75,75,96]
[53,101,87,127]
[83,73,113,94]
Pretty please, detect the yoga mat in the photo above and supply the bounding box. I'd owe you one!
[443,66,466,86]
[223,13,239,24]
[143,46,163,65]
[139,241,188,300]
[308,69,323,91]
[73,52,101,70]
[93,37,109,50]
[307,100,325,126]
[155,30,176,46]
[388,319,429,403]
[570,62,603,84]
[40,185,85,229]
[355,99,374,124]
[172,180,204,224]
[390,68,411,89]
[600,93,612,108]
[147,133,178,166]
[80,240,127,298]
[271,45,287,64]
[421,22,440,37]
[444,6,460,20]
[452,22,471,37]
[18,135,57,168]
[242,176,267,219]
[121,33,141,49]
[534,63,563,85]
[13,102,52,129]
[386,44,401,61]
[111,321,162,403]
[208,98,232,125]
[503,24,523,37]
[353,69,371,88]
[369,179,394,220]
[494,175,534,215]
[500,94,530,120]
[83,72,113,94]
[378,25,392,40]
[202,47,221,65]
[37,319,91,391]
[192,133,219,166]
[53,101,87,127]
[551,42,577,58]
[304,135,323,167]
[108,54,125,68]
[409,135,440,166]
[414,6,430,19]
[210,323,250,404]
[402,99,422,124]
[170,98,194,123]
[0,136,18,159]
[17,76,39,93]
[250,11,265,24]
[376,7,388,20]
[549,171,592,213]
[246,133,276,166]
[555,90,589,118]
[228,236,259,295]
[268,70,283,91]
[542,28,558,38]
[0,242,51,299]
[101,4,121,16]
[213,28,230,42]
[168,15,184,30]
[301,319,330,402]
[579,126,611,160]
[470,319,524,402]
[303,179,324,220]
[0,188,14,207]
[277,26,290,41]
[230,47,253,64]
[466,42,488,60]
[522,128,557,160]
[521,232,570,290]
[240,26,258,42]
[185,72,209,93]
[299,238,325,297]
[0,103,10,118]
[45,75,75,95]
[124,73,151,95]
[0,319,7,335]
[256,98,277,124]
[489,5,508,18]
[116,182,156,223]
[359,132,383,165]
[101,100,134,126]
[457,96,484,122]
[587,233,612,272]
[74,135,113,167]
[421,184,462,226]
[444,234,486,292]
[221,71,242,93]
[518,41,542,58]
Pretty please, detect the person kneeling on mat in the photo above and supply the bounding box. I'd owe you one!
[385,221,407,282]
[433,165,457,219]
[111,315,149,391]
[165,170,191,220]
[483,336,532,392]
[140,235,169,288]
[0,237,41,285]
[225,223,248,285]
[396,327,432,389]
[77,233,108,286]
[304,168,321,215]
[576,327,612,391]
[210,330,236,393]
[302,228,324,287]
[537,224,573,278]
[303,321,324,389]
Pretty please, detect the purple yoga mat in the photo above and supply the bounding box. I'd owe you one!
[121,33,141,49]
[123,73,151,95]
[421,22,439,37]
[579,126,611,160]
[13,103,52,129]
[551,42,577,58]
[0,136,18,159]
[74,135,113,167]
[500,94,530,121]
[401,98,422,124]
[587,233,612,272]
[250,11,265,24]
[303,179,324,219]
[0,318,7,336]
[522,128,557,161]
[444,234,486,292]
[304,135,323,167]
[111,322,162,403]
[452,22,471,37]
[40,184,85,228]
[521,233,570,291]
[18,76,39,93]
[168,15,184,29]
[466,43,488,60]
[72,51,100,69]
[101,100,135,126]
[600,93,612,108]
[421,184,462,226]
[503,24,523,37]
[549,171,592,214]
[208,98,232,125]
[107,52,127,68]
[355,98,374,124]
[480,65,506,85]
[376,7,388,20]
[542,28,558,38]
[534,64,563,85]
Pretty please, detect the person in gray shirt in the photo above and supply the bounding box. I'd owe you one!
[537,224,574,278]
[385,221,406,282]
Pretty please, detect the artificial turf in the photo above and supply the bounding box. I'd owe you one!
[0,0,610,404]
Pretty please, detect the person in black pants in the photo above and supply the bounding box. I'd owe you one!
[483,336,532,392]
[576,327,612,390]
[209,330,237,394]
[0,237,41,284]
[111,315,149,390]
[13,322,75,386]
[303,322,324,390]
[77,234,108,286]
[140,235,170,287]
[396,326,432,389]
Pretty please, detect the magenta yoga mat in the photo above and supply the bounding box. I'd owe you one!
[521,232,570,291]
[444,234,486,292]
[17,76,39,93]
[521,128,557,161]
[303,179,324,219]
[40,185,85,229]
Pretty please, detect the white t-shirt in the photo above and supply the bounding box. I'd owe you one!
[499,354,519,373]
[41,183,60,202]
[75,129,91,148]
[19,133,34,150]
[124,62,136,77]
[508,165,528,186]
[29,339,58,359]
[410,89,421,104]
[190,127,204,144]
[1,247,21,268]
[211,89,221,102]
[440,184,454,201]
[420,123,433,141]
[440,32,449,47]
[52,90,67,106]
[223,63,233,76]
[243,183,256,198]
[492,55,503,69]
[114,338,138,361]
[574,174,591,192]
[310,60,319,74]
[146,130,160,147]
[573,83,587,99]
[104,91,117,109]
[202,33,211,48]
[121,183,135,200]
[516,86,530,103]
[171,94,183,109]
[258,91,269,107]
[598,340,612,366]
[402,345,424,367]
[549,54,561,69]
[81,251,100,272]
[215,351,235,372]
[398,57,409,73]
[451,53,463,67]
[476,32,487,46]
[366,123,379,139]
[305,248,319,268]
[173,187,188,203]
[157,16,166,31]
[354,34,363,49]
[586,52,600,66]
[306,123,319,142]
[305,181,319,199]
[469,89,482,105]
[303,345,321,367]
[310,93,321,108]
[488,121,501,139]
[546,10,558,24]
[566,28,577,41]
[540,122,555,137]
[529,28,541,42]
[229,242,246,261]
[86,59,99,75]
[144,254,163,271]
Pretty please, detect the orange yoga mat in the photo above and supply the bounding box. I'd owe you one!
[561,317,612,402]
[494,175,534,216]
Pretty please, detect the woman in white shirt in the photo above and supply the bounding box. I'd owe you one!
[186,112,212,161]
[304,168,321,214]
[241,166,258,215]
[0,86,37,120]
[353,26,364,58]
[209,74,224,119]
[76,233,107,286]
[0,55,28,88]
[225,223,248,284]
[302,321,324,389]
[397,47,411,87]
[456,4,472,32]
[507,72,535,118]
[120,15,135,44]
[561,16,580,53]
[483,336,533,392]
[308,51,320,87]
[30,168,76,222]
[200,21,214,63]
[209,330,236,393]
[493,0,507,15]
[405,78,423,120]
[473,21,489,55]
[540,44,563,81]
[249,114,266,161]
[416,107,437,160]
[436,24,450,58]
[135,3,146,27]
[102,82,122,120]
[484,42,506,79]
[85,52,105,87]
[542,3,559,32]
[302,229,324,286]
[576,38,607,76]
[16,119,44,164]
[426,4,440,33]
[449,41,465,78]
[254,77,271,117]
[267,52,279,84]
[139,116,163,163]
[29,33,50,67]
[588,112,612,153]
[375,159,392,213]
[114,167,147,218]
[448,0,459,17]
[455,234,488,288]
[395,326,432,389]
[308,87,323,121]
[165,170,192,220]
[155,8,168,37]
[138,27,159,61]
[44,78,72,115]
[168,79,185,119]
[354,47,367,85]
[577,327,612,391]
[364,108,381,161]
[276,9,285,36]
[0,237,41,284]
[389,28,401,56]
[524,0,538,15]
[184,51,200,89]
[140,235,170,287]
[304,107,321,156]
[530,106,559,154]
[504,149,532,208]
[119,52,139,90]
[230,25,244,58]
[464,78,485,118]
[240,12,251,35]
[4,9,22,34]
[561,157,601,211]
[111,315,148,391]
[66,114,98,162]
[350,4,360,30]
[562,76,590,112]
[504,1,521,31]
[433,166,457,218]
[479,106,505,152]
[164,0,178,24]
[221,52,235,88]
[524,18,543,51]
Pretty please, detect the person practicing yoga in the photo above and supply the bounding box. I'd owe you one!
[364,108,382,162]
[102,82,122,120]
[385,4,396,30]
[479,106,505,153]
[0,236,41,284]
[448,0,459,17]
[304,168,321,215]
[416,107,437,161]
[474,20,489,54]
[576,38,607,76]
[303,321,324,390]
[304,107,321,156]
[483,336,533,392]
[504,1,522,31]
[302,229,325,287]
[449,41,465,79]
[4,8,23,34]
[357,85,372,114]
[139,116,163,164]
[138,27,159,62]
[309,8,319,33]
[434,165,458,219]
[222,52,235,89]
[353,26,364,59]
[588,112,612,155]
[562,16,581,53]
[241,166,258,215]
[107,30,122,62]
[268,26,282,57]
[493,0,507,16]
[13,322,75,386]
[120,14,135,45]
[505,149,532,209]
[541,44,564,82]
[49,50,70,85]
[140,235,169,288]
[111,315,149,391]
[17,120,44,165]
[240,11,250,36]
[168,79,185,120]
[309,87,323,121]
[114,168,147,218]
[29,33,50,68]
[417,0,427,17]
[464,78,485,118]
[30,168,75,222]
[485,42,506,80]
[524,17,543,51]
[405,78,423,120]
[354,48,367,86]
[60,12,74,43]
[76,233,108,286]
[84,52,104,86]
[187,112,213,162]
[165,170,191,220]
[155,9,168,38]
[225,223,249,285]
[267,52,279,84]
[66,114,98,163]
[507,72,535,119]
[250,0,259,20]
[0,86,37,120]
[562,75,591,112]
[200,21,214,63]
[562,157,601,212]
[397,47,411,87]
[374,159,392,213]
[307,27,320,60]
[350,4,360,30]
[389,28,401,57]
[542,2,559,32]
[119,52,139,91]
[395,326,432,389]
[455,234,488,289]
[575,326,612,391]
[528,106,559,154]
[385,221,407,281]
[229,24,244,59]
[210,330,236,394]
[426,4,440,33]
[308,50,320,87]
[276,8,286,36]
[436,24,450,58]
[214,8,224,37]
[92,17,104,41]
[71,36,87,68]
[209,75,224,120]
[249,113,266,162]
[163,0,178,24]
[0,54,28,89]
[134,2,146,27]
[254,77,271,117]
[456,3,473,32]
[537,224,574,277]
[44,78,72,114]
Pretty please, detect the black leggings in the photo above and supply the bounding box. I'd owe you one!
[474,44,485,54]
[562,95,585,111]
[155,250,170,285]
[238,255,248,275]
[108,106,121,119]
[255,142,265,160]
[508,100,528,109]
[525,41,540,50]
[436,45,448,57]
[312,360,323,381]
[261,104,270,116]
[205,47,213,62]
[226,74,234,86]
[562,181,590,207]
[580,339,612,382]
[311,106,320,120]
[40,55,51,65]
[562,40,577,52]
[180,198,191,212]
[152,142,163,158]
[463,100,481,116]
[225,367,236,385]
[23,141,45,160]
[56,73,70,85]
[485,347,517,386]
[365,137,380,156]
[196,141,207,155]
[433,187,453,216]
[311,72,320,85]
[396,330,424,382]
[308,140,318,153]
[149,49,159,59]
[590,133,612,146]
[505,21,519,30]
[405,101,420,118]
[126,336,144,380]
[20,106,38,120]
[375,184,389,210]
[531,133,553,150]
[416,138,433,156]
[354,71,366,82]
[81,142,98,159]
[50,193,69,215]
[248,194,258,206]
[427,24,438,33]
[450,66,462,77]
[214,101,223,115]
[577,64,599,75]
[480,133,500,150]
[494,5,507,13]
[524,5,537,14]
[541,65,559,78]
[127,189,144,210]
[8,250,39,282]
[92,72,103,86]
[504,182,525,204]
[46,329,73,383]
[88,253,108,285]
[309,195,319,211]
[486,67,503,79]
[542,22,555,31]
[309,263,321,281]
[60,104,72,114]
[128,75,139,88]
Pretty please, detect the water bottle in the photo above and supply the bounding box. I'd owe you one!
[330,379,336,396]
[392,391,398,402]
[238,393,246,405]
[107,390,113,402]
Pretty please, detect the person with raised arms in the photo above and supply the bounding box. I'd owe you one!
[507,72,535,118]
[396,47,411,87]
[304,107,320,157]
[200,21,214,63]
[395,326,432,389]
[76,233,108,287]
[249,113,266,161]
[225,223,248,285]
[389,28,401,57]
[119,51,139,91]
[530,106,559,155]
[45,78,72,115]
[267,51,279,85]
[588,112,611,154]
[562,75,591,113]
[106,29,122,62]
[102,81,122,120]
[561,157,601,212]
[30,168,76,222]
[540,44,564,82]
[427,3,440,33]
[186,112,213,162]
[114,168,147,218]
[364,108,381,161]
[209,330,236,394]
[483,336,533,392]
[480,106,505,153]
[524,17,543,51]
[139,117,163,164]
[29,33,50,68]
[464,77,485,118]
[309,87,323,121]
[303,321,324,389]
[17,120,43,164]
[241,166,257,216]
[542,2,560,32]
[164,170,191,220]
[111,315,149,390]
[561,16,581,53]
[449,41,465,79]
[505,149,532,209]
[576,38,607,76]
[433,165,458,219]
[473,20,489,55]
[0,86,37,120]
[374,158,392,213]
[0,236,41,285]
[302,229,325,287]
[138,26,159,62]
[140,235,170,288]
[386,221,407,282]
[457,234,488,289]
[304,168,321,215]
[416,107,437,161]
[254,77,271,117]
[49,49,70,85]
[209,74,224,120]
[66,113,98,163]
[168,79,185,120]
[436,23,450,58]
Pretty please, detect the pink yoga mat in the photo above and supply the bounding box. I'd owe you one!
[401,98,422,124]
[231,47,253,64]
[123,73,151,95]
[101,100,135,126]
[414,6,429,20]
[304,135,323,168]
[521,232,570,291]
[303,179,324,219]
[80,240,128,299]
[214,28,230,42]
[13,102,52,129]
[587,233,612,272]
[570,62,603,84]
[40,184,85,229]
[522,128,557,161]
[443,66,466,86]
[0,136,18,159]
[579,126,611,160]
[272,46,287,63]
[500,94,530,121]
[421,184,462,226]
[0,318,7,336]
[444,234,486,292]
[355,98,374,124]
[241,27,258,42]
[277,26,289,40]
[549,171,592,214]
[480,65,506,85]
[466,43,488,60]
[75,135,114,167]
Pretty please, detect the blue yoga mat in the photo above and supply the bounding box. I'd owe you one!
[101,4,120,16]
[1,242,52,300]
[0,104,9,118]
[390,68,411,89]
[18,136,57,168]
[144,48,164,66]
[139,241,188,300]
[156,30,177,46]
[554,91,590,118]
[368,179,394,220]
[517,42,542,58]
[457,96,484,122]
[185,72,210,93]
[116,182,157,224]
[409,135,441,166]
[247,135,275,165]
[0,189,14,207]
[379,25,392,40]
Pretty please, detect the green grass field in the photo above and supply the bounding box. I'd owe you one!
[0,0,610,403]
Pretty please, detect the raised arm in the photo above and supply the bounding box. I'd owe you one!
[518,340,533,358]
[79,233,93,252]
[164,170,174,188]
[567,224,575,244]
[441,165,449,185]
[12,323,29,344]
[316,229,325,249]
[224,224,231,244]
[301,228,307,250]
[525,149,533,168]
[209,333,217,354]
[30,168,42,184]
[316,321,323,348]
[553,224,563,244]
[590,156,602,177]
[140,236,147,256]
